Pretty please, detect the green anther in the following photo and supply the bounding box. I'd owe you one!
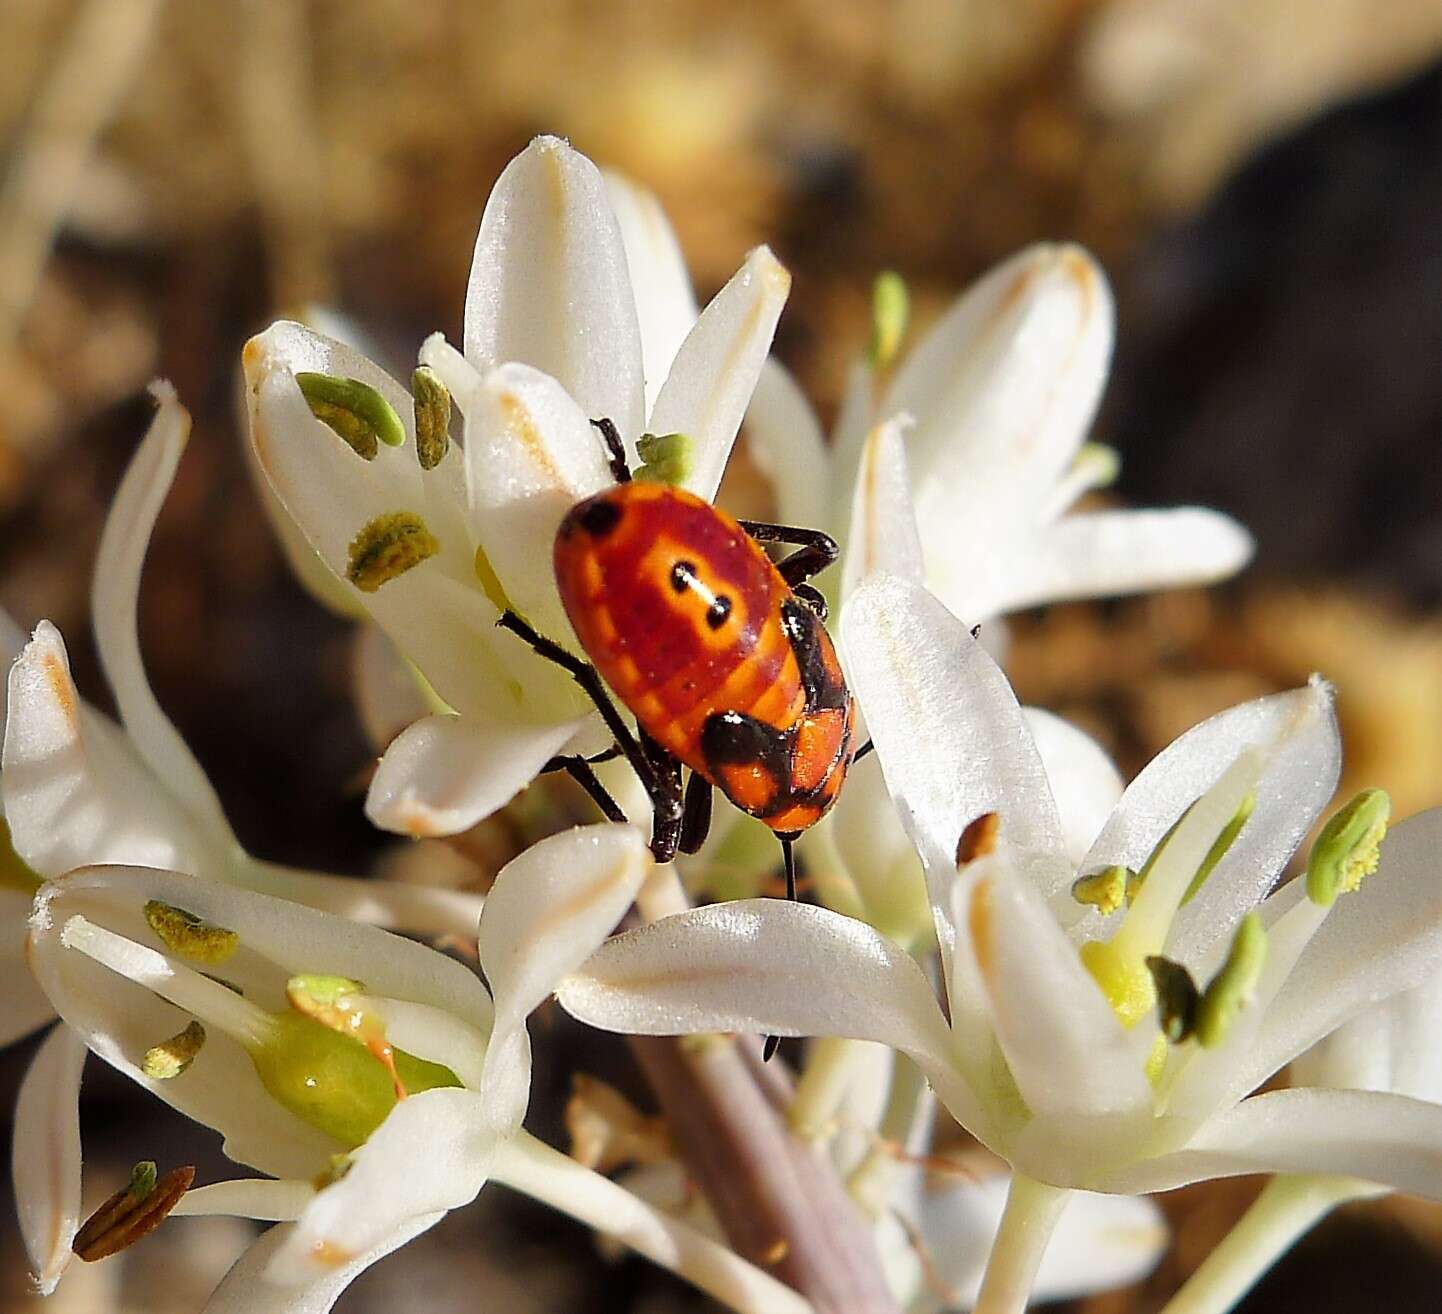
[1194,912,1267,1048]
[1072,442,1121,490]
[346,511,439,593]
[867,271,909,370]
[635,432,695,485]
[248,1012,462,1149]
[128,1161,158,1202]
[0,819,41,895]
[1306,788,1391,908]
[1182,790,1256,906]
[1071,865,1133,916]
[143,901,239,965]
[141,1021,206,1080]
[296,372,406,460]
[411,366,451,470]
[1145,955,1200,1043]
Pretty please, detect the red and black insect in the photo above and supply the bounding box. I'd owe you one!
[498,418,867,900]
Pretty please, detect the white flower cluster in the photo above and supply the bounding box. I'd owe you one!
[3,136,1438,1314]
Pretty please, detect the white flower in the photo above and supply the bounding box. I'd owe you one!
[244,136,789,840]
[559,573,1442,1309]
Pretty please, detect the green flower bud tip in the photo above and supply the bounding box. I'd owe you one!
[635,432,695,485]
[129,1161,158,1201]
[142,1020,206,1079]
[143,900,239,965]
[347,511,439,592]
[1306,789,1391,908]
[1145,955,1199,1044]
[1072,865,1133,916]
[411,365,451,470]
[867,271,909,370]
[296,372,406,459]
[0,818,41,895]
[1195,912,1267,1048]
[1182,790,1256,906]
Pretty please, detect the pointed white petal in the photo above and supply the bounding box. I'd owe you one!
[365,711,578,839]
[893,245,1113,547]
[266,1088,493,1284]
[0,890,56,1044]
[954,856,1151,1119]
[203,1213,440,1314]
[174,1178,316,1221]
[13,1024,86,1294]
[351,625,431,752]
[465,136,645,444]
[1106,1089,1442,1199]
[94,381,231,839]
[842,415,923,595]
[743,358,829,530]
[1072,680,1340,957]
[649,246,790,503]
[1023,707,1122,866]
[556,899,977,1126]
[2,621,214,877]
[603,170,698,415]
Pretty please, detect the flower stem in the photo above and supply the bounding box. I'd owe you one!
[1159,1175,1364,1314]
[973,1174,1071,1314]
[490,1130,812,1314]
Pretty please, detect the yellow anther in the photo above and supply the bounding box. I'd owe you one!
[1144,1034,1169,1086]
[867,271,909,370]
[1182,790,1256,906]
[1079,937,1155,1029]
[1306,789,1391,908]
[1071,865,1133,916]
[635,432,695,485]
[1195,912,1267,1048]
[141,1021,206,1079]
[296,372,406,460]
[0,818,41,895]
[1144,955,1200,1043]
[411,366,451,470]
[143,900,240,965]
[346,512,438,593]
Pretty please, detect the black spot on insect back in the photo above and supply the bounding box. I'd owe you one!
[670,560,698,592]
[706,595,733,629]
[577,498,622,538]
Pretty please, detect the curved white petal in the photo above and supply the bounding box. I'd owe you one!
[13,1024,86,1294]
[650,245,791,503]
[465,136,645,445]
[743,358,829,530]
[203,1212,440,1314]
[0,889,56,1044]
[893,245,1113,549]
[266,1088,493,1284]
[1106,1089,1442,1199]
[2,621,215,877]
[351,626,431,752]
[1071,680,1340,957]
[842,415,923,596]
[1023,707,1123,867]
[365,711,578,839]
[603,170,698,415]
[175,1178,316,1221]
[94,381,230,839]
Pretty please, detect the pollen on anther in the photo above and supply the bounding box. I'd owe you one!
[347,512,439,592]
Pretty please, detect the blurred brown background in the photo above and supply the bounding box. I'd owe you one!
[3,1,1442,1310]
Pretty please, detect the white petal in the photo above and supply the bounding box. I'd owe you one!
[465,136,645,445]
[266,1088,494,1284]
[603,170,698,414]
[175,1178,316,1221]
[0,889,56,1044]
[1072,679,1340,957]
[963,507,1255,618]
[556,899,979,1127]
[457,360,612,647]
[649,245,791,503]
[0,602,28,756]
[893,245,1113,547]
[841,414,923,595]
[954,855,1151,1120]
[1023,707,1122,866]
[840,575,1065,976]
[203,1212,440,1314]
[13,1024,86,1294]
[2,622,214,877]
[93,382,231,840]
[1106,1089,1442,1199]
[351,625,431,752]
[365,711,578,839]
[743,358,829,530]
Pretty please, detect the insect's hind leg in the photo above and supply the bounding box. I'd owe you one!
[678,772,714,855]
[590,417,632,484]
[737,519,840,587]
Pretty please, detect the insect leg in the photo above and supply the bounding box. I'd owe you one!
[640,730,684,864]
[792,582,828,622]
[590,417,632,484]
[543,755,628,823]
[853,739,874,763]
[737,519,840,587]
[780,834,798,901]
[678,772,714,855]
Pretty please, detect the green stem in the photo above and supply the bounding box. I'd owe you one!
[1159,1175,1365,1314]
[973,1174,1071,1314]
